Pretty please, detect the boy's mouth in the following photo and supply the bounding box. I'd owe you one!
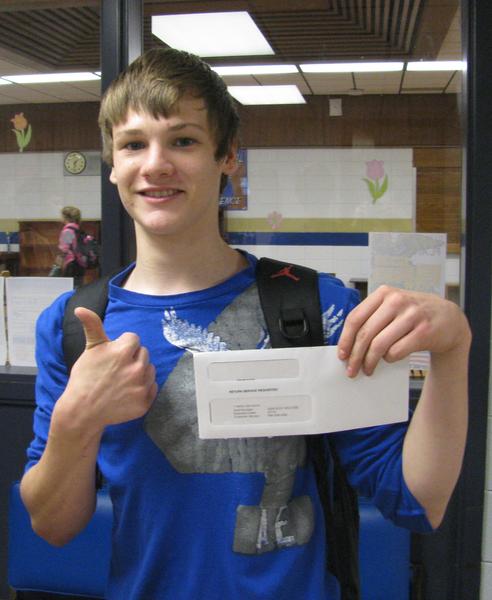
[142,189,181,198]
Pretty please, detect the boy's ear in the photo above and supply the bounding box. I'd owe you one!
[221,143,239,176]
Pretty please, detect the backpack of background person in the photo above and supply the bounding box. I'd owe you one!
[61,258,360,600]
[66,225,100,269]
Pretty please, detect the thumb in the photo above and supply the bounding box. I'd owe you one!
[75,307,110,350]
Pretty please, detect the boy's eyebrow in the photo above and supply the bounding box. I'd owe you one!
[113,128,143,139]
[114,122,206,139]
[168,122,207,132]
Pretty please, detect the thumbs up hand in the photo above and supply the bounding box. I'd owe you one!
[58,308,157,432]
[75,306,110,350]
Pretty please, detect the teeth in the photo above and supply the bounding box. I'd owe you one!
[145,190,178,198]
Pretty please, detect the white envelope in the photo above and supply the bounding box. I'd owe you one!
[194,346,409,439]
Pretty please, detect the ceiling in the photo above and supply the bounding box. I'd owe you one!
[0,0,461,105]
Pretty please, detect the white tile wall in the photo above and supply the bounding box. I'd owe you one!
[0,152,101,221]
[481,561,492,600]
[243,148,414,220]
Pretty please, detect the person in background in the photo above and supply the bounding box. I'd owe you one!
[58,206,85,287]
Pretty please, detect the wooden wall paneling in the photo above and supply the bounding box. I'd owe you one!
[239,95,461,148]
[416,168,461,251]
[0,94,461,154]
[0,103,101,153]
[414,147,462,168]
[239,97,327,148]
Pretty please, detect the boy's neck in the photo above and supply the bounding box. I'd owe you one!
[123,232,248,296]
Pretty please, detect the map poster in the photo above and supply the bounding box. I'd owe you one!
[219,148,248,210]
[368,232,448,376]
[368,232,447,297]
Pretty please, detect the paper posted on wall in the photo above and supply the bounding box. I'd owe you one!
[6,277,73,367]
[368,232,448,376]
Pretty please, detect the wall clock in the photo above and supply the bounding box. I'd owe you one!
[64,151,87,175]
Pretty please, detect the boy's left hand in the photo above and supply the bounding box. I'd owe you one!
[337,285,470,377]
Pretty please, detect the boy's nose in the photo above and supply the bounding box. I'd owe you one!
[142,146,175,178]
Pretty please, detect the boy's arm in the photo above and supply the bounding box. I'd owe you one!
[337,286,471,529]
[20,308,157,546]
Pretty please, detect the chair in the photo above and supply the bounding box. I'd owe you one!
[8,482,112,599]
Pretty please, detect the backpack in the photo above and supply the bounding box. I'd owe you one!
[67,225,100,269]
[62,258,360,600]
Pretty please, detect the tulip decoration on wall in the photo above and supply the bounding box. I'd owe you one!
[10,112,32,152]
[267,210,283,230]
[363,159,388,203]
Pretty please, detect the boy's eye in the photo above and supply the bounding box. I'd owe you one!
[124,141,145,151]
[174,137,196,148]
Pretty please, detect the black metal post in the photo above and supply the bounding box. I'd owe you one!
[100,0,143,274]
[412,2,492,599]
[456,0,492,597]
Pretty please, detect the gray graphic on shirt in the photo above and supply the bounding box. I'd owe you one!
[144,283,344,554]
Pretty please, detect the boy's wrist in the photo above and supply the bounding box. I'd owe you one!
[51,393,105,448]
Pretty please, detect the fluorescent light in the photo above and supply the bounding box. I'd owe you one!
[4,72,101,84]
[0,79,12,86]
[406,61,464,71]
[212,65,298,76]
[300,62,404,73]
[228,85,305,105]
[152,12,274,57]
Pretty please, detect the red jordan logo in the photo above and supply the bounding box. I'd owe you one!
[270,265,300,282]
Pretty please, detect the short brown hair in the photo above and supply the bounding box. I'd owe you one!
[98,47,240,166]
[61,206,81,224]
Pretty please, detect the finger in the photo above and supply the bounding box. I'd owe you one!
[135,345,149,365]
[338,288,387,360]
[359,315,416,375]
[344,308,397,376]
[75,306,110,350]
[117,332,142,359]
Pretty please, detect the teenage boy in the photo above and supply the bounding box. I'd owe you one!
[20,48,471,600]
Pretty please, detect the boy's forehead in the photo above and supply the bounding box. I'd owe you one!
[118,96,209,127]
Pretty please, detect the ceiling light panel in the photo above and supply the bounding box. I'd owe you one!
[4,72,100,84]
[228,85,305,105]
[152,12,274,57]
[407,61,464,71]
[212,65,297,76]
[300,62,404,73]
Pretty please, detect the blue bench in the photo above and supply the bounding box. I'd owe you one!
[8,483,410,599]
[8,482,112,598]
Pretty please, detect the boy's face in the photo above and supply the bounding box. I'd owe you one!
[109,96,237,243]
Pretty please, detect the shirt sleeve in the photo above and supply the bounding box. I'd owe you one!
[331,422,433,533]
[25,291,74,472]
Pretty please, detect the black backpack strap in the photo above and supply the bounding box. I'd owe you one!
[62,275,112,374]
[256,258,324,347]
[310,433,360,600]
[255,257,360,600]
